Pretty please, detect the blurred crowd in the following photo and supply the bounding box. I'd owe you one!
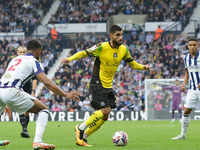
[0,0,54,35]
[49,0,196,24]
[0,36,64,80]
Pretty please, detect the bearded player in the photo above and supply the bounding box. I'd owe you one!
[60,25,150,146]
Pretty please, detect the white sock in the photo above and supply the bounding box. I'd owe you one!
[83,132,88,139]
[181,114,190,136]
[34,109,49,143]
[172,119,175,121]
[79,122,87,131]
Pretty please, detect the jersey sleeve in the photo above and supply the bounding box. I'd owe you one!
[123,47,144,70]
[162,86,172,90]
[85,43,102,57]
[33,60,44,75]
[123,47,134,62]
[184,54,187,70]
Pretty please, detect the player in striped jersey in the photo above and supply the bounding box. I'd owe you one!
[17,46,37,138]
[0,40,81,149]
[172,37,200,140]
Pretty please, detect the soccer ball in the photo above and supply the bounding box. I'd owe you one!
[112,131,129,146]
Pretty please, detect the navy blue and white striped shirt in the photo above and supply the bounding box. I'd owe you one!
[184,51,200,90]
[0,53,44,90]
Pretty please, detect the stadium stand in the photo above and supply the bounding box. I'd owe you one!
[0,0,54,35]
[49,0,197,25]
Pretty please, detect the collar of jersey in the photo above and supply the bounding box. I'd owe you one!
[189,51,199,59]
[25,53,35,57]
[109,41,119,49]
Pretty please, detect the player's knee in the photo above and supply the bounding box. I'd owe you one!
[184,108,192,115]
[103,116,109,121]
[101,107,111,117]
[43,104,49,110]
[39,109,49,115]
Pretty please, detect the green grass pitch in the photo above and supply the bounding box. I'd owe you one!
[1,120,200,150]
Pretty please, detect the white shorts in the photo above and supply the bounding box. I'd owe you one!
[0,88,36,115]
[184,89,200,109]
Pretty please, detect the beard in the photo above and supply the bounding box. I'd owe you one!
[113,39,122,46]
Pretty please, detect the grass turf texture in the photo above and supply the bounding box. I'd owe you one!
[1,120,200,150]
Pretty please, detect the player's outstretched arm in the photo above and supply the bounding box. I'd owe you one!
[181,70,189,91]
[36,72,81,101]
[128,61,150,71]
[60,51,88,66]
[162,87,172,90]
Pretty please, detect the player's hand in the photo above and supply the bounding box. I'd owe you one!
[143,64,150,71]
[198,83,200,89]
[60,58,70,67]
[181,84,186,91]
[65,91,82,102]
[4,105,12,119]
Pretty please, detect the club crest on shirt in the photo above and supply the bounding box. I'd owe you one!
[113,53,117,58]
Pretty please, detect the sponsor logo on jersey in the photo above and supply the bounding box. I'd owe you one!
[113,53,117,58]
[188,65,200,72]
[90,45,97,51]
[101,101,105,106]
[106,62,118,68]
[3,73,11,79]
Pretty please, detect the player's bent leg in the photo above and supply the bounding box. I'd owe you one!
[75,108,110,147]
[84,117,107,139]
[28,100,55,149]
[27,99,48,114]
[75,124,92,147]
[0,139,10,146]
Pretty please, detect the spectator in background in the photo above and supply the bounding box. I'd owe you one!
[196,25,200,33]
[155,25,163,40]
[44,90,51,100]
[51,26,58,40]
[138,32,145,43]
[146,32,154,44]
[60,102,66,111]
[131,23,137,36]
[134,100,141,111]
[120,105,129,111]
[52,101,61,112]
[155,100,162,111]
[81,97,93,111]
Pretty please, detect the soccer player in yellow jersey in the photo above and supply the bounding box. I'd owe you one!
[60,25,150,147]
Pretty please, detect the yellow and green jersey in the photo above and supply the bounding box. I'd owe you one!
[68,41,144,88]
